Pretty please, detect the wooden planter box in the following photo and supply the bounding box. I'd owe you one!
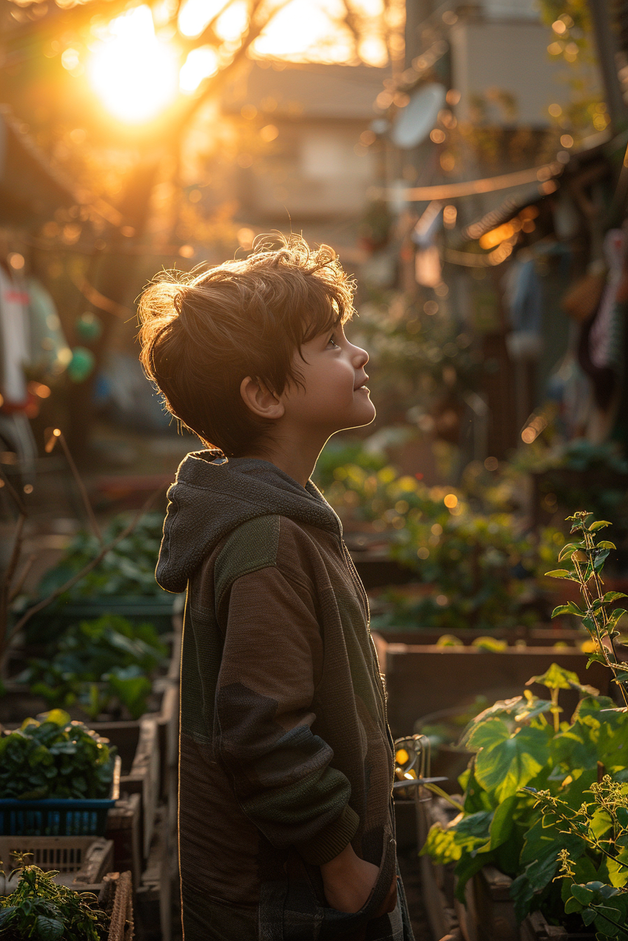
[456,867,595,941]
[1,622,180,800]
[417,795,459,941]
[135,804,175,941]
[378,640,611,738]
[420,798,595,941]
[373,626,588,647]
[351,548,416,590]
[100,869,135,941]
[98,717,161,860]
[20,593,182,643]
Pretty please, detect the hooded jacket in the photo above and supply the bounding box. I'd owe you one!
[158,451,412,941]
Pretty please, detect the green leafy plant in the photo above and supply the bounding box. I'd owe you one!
[421,663,628,926]
[313,440,388,491]
[322,457,563,632]
[0,709,117,800]
[376,511,560,632]
[423,512,628,935]
[546,511,628,708]
[514,441,628,537]
[19,615,168,721]
[36,512,168,601]
[0,862,107,940]
[524,780,628,938]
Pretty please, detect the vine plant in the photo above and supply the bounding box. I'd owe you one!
[546,511,628,708]
[527,781,628,938]
[531,511,628,937]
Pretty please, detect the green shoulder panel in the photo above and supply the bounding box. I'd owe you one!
[214,514,281,607]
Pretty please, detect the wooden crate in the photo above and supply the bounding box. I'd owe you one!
[106,793,142,889]
[456,866,519,941]
[521,910,593,940]
[118,717,160,860]
[90,716,160,863]
[135,806,173,941]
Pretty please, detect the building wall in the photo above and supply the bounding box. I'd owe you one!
[221,63,385,221]
[241,119,376,219]
[450,21,600,127]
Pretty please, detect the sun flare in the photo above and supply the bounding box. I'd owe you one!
[88,0,390,123]
[88,6,179,123]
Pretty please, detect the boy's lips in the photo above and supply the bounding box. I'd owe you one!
[354,375,370,391]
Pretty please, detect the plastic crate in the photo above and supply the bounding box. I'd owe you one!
[0,836,114,889]
[0,756,121,836]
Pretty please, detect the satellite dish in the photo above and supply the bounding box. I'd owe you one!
[391,83,447,149]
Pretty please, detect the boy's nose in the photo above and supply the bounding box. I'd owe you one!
[350,344,369,367]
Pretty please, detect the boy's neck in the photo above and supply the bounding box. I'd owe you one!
[242,432,325,489]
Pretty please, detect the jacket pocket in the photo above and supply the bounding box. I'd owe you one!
[274,828,397,941]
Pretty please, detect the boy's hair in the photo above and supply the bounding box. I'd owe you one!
[137,234,356,457]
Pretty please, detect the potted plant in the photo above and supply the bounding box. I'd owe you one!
[0,709,120,836]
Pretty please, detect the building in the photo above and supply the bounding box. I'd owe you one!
[220,61,386,223]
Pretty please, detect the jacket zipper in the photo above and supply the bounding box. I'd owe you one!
[339,539,394,751]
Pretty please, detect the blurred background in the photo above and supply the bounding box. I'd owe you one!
[1,0,627,516]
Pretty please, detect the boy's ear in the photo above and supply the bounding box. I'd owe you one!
[240,376,285,420]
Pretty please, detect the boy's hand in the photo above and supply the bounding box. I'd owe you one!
[320,843,396,915]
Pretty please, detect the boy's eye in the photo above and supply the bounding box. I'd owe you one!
[327,334,340,349]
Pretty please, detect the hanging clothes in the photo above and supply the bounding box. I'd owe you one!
[26,276,70,378]
[503,251,543,360]
[0,262,30,407]
[578,229,626,411]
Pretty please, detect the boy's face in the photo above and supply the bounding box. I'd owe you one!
[279,322,375,437]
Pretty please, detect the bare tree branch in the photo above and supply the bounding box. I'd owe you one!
[9,553,37,604]
[339,0,361,46]
[175,0,292,130]
[0,465,26,516]
[178,0,233,54]
[52,430,103,546]
[2,512,26,596]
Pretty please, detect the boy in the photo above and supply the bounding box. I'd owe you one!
[138,235,414,941]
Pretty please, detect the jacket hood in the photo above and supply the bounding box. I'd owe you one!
[156,450,342,592]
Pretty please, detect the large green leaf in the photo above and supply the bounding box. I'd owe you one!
[513,816,586,920]
[459,697,523,745]
[34,915,64,940]
[454,852,488,902]
[420,823,461,864]
[489,795,517,849]
[527,663,582,691]
[466,719,551,802]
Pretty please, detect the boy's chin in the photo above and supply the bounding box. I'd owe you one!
[336,405,377,434]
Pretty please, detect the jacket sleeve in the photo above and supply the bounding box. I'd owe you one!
[214,560,359,866]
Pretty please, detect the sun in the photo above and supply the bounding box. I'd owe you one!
[88,6,179,124]
[88,0,391,123]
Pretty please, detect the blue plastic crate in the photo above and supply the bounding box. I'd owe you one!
[0,756,120,836]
